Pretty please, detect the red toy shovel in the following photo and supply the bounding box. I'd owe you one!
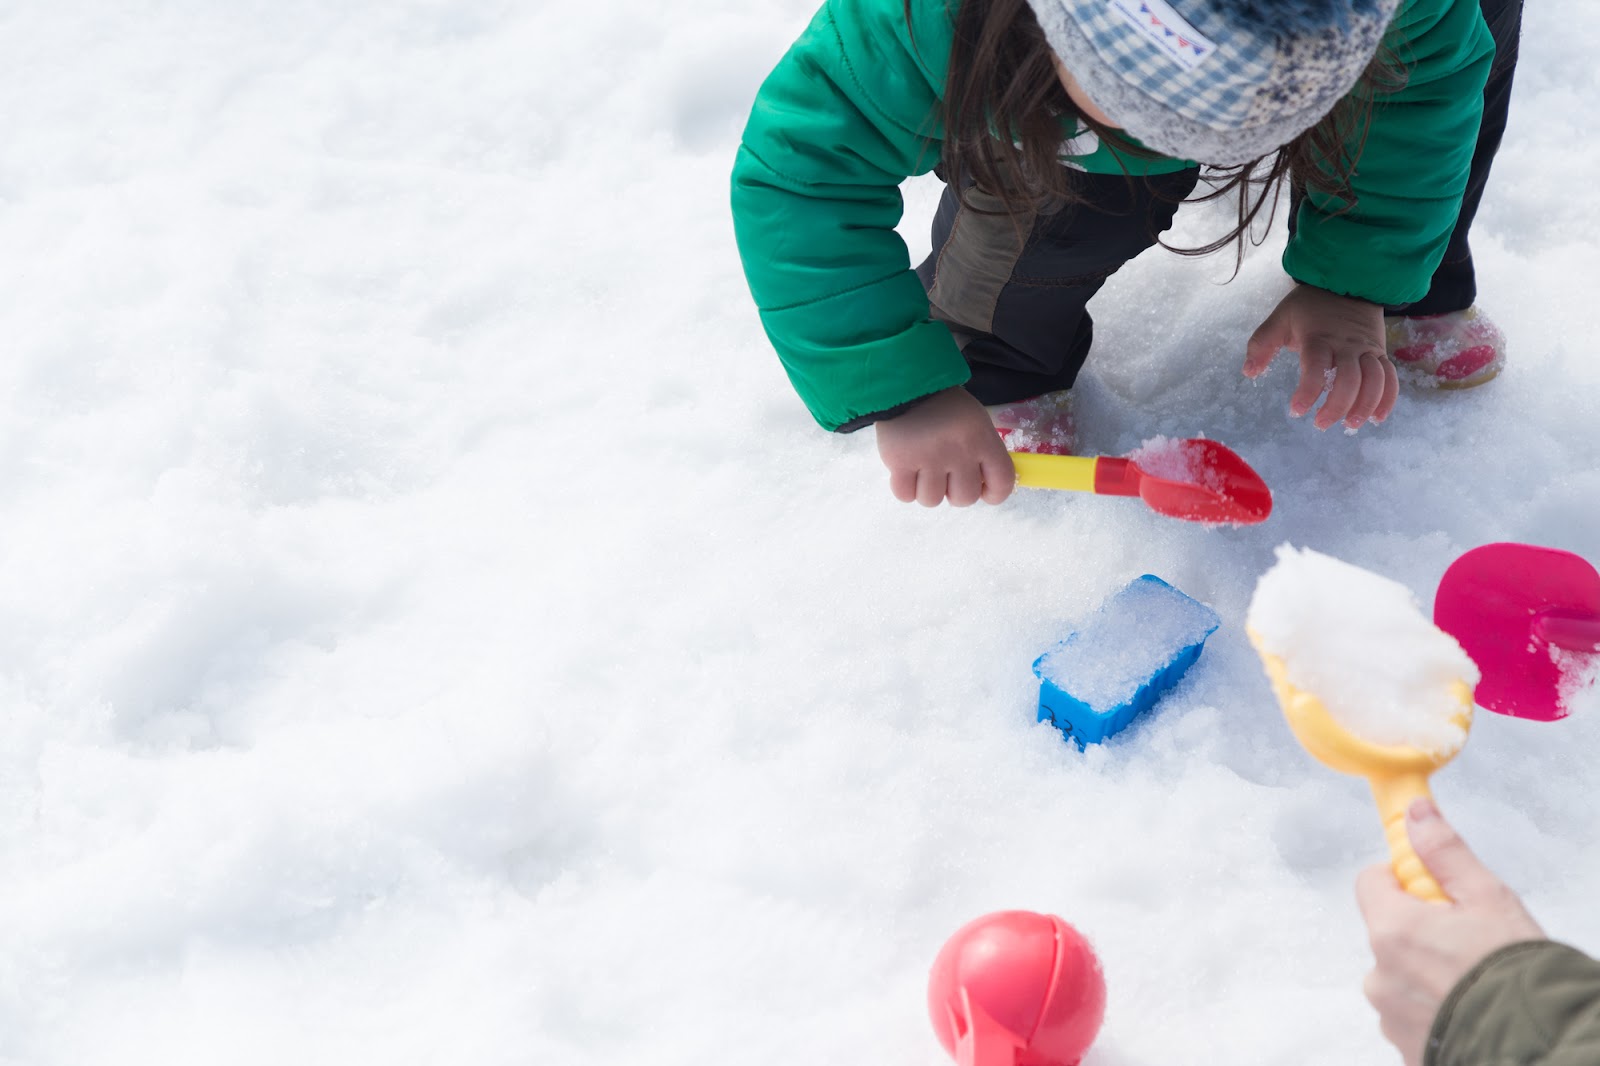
[1010,439,1272,525]
[1434,543,1600,720]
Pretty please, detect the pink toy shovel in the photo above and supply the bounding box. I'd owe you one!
[1434,543,1600,721]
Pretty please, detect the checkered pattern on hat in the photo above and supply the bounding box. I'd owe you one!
[1075,0,1278,131]
[1028,0,1401,164]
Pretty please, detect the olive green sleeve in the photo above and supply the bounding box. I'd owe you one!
[1282,0,1494,305]
[730,0,971,432]
[1427,940,1600,1066]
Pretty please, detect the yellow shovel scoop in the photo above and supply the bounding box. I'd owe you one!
[1249,635,1473,902]
[1246,545,1480,903]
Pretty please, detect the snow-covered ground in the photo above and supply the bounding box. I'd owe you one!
[1,1,1596,1063]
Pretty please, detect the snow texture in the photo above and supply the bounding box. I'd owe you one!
[0,1,1597,1065]
[1129,435,1204,484]
[1554,646,1600,716]
[1037,576,1220,710]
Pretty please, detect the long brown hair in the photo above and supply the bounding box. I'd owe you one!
[911,0,1404,264]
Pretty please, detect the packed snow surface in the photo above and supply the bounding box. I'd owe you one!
[0,2,1597,1065]
[1248,545,1479,753]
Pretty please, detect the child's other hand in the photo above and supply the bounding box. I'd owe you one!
[874,387,1015,506]
[1243,284,1398,431]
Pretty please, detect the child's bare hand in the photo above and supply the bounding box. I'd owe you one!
[1244,284,1398,430]
[874,387,1015,506]
[1355,798,1545,1066]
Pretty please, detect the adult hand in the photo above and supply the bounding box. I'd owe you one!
[1355,798,1545,1066]
[1244,284,1399,431]
[875,387,1015,506]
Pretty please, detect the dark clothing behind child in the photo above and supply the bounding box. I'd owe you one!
[915,168,1199,408]
[1283,0,1523,318]
[1397,0,1522,317]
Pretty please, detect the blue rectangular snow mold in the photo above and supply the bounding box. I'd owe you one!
[1033,575,1220,748]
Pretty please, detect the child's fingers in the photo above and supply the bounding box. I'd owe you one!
[1290,341,1335,417]
[889,467,918,503]
[1374,358,1400,423]
[1341,352,1390,429]
[1313,350,1364,429]
[946,465,983,507]
[979,455,1016,505]
[915,469,946,507]
[1243,317,1288,378]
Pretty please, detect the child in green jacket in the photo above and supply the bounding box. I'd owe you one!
[731,0,1493,507]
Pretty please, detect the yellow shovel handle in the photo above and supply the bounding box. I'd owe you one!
[1369,773,1449,902]
[1010,452,1098,493]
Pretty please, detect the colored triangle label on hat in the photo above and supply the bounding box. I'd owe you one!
[1110,0,1216,72]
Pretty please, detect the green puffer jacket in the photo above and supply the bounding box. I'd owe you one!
[1429,940,1600,1065]
[731,0,1493,431]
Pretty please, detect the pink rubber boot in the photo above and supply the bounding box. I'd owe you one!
[1384,306,1505,389]
[986,390,1076,455]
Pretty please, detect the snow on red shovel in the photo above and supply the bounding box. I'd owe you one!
[1434,542,1600,721]
[1010,438,1272,526]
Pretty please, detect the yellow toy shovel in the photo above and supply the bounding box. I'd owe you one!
[1249,632,1474,902]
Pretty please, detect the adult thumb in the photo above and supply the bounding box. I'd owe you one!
[1407,797,1499,901]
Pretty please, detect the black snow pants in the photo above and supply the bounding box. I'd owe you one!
[915,167,1200,406]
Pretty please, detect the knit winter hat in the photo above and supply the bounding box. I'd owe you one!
[1027,0,1402,165]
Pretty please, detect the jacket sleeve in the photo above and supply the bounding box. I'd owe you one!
[1427,940,1600,1066]
[1282,0,1494,305]
[730,0,971,432]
